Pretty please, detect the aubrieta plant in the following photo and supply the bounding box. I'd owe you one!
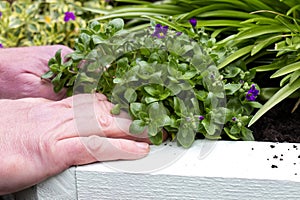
[44,18,261,147]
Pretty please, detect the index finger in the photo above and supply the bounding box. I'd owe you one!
[70,93,150,142]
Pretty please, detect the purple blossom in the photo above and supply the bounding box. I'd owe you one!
[232,117,237,122]
[152,24,168,38]
[246,84,259,101]
[0,43,3,48]
[176,32,182,36]
[189,18,197,27]
[199,115,204,121]
[64,11,76,22]
[0,12,2,18]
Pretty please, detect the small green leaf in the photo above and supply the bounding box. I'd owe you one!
[224,83,242,95]
[177,126,195,148]
[111,104,121,115]
[149,130,163,145]
[55,49,62,65]
[124,88,137,103]
[129,120,146,134]
[246,101,262,109]
[41,71,54,79]
[241,127,254,141]
[108,18,124,31]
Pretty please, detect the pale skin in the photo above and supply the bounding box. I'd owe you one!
[0,46,150,195]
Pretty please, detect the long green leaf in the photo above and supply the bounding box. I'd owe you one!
[275,15,298,33]
[197,10,258,19]
[218,45,254,69]
[249,78,300,126]
[253,63,281,72]
[197,20,245,27]
[271,61,300,78]
[177,4,237,21]
[251,35,282,56]
[236,25,290,40]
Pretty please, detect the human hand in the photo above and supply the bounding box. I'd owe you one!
[0,45,73,100]
[0,93,150,195]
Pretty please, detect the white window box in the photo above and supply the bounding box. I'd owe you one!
[15,140,300,199]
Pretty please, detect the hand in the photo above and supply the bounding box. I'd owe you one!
[0,45,73,100]
[0,93,150,195]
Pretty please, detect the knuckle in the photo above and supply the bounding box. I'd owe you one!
[98,115,114,130]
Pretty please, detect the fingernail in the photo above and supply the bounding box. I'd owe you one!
[136,142,149,150]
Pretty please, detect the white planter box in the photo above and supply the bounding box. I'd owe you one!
[15,140,300,199]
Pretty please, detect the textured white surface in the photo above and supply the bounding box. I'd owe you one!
[17,140,300,200]
[15,167,76,200]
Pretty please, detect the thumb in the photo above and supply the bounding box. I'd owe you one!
[55,136,150,167]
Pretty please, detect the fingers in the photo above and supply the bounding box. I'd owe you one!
[55,135,150,167]
[68,93,149,141]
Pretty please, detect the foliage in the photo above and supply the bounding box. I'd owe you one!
[0,0,110,48]
[44,18,260,147]
[86,0,300,126]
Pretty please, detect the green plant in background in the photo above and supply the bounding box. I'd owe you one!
[44,18,260,147]
[0,0,111,48]
[85,0,300,126]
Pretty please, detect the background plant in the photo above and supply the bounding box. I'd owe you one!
[44,18,260,147]
[85,0,300,126]
[0,0,111,48]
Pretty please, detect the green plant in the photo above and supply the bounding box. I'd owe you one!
[44,18,260,147]
[84,0,300,126]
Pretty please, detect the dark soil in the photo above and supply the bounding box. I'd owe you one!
[251,98,300,143]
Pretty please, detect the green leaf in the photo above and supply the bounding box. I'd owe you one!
[218,45,254,69]
[224,127,240,140]
[224,83,242,95]
[249,78,300,126]
[55,49,62,65]
[246,101,263,109]
[253,63,282,72]
[236,25,290,40]
[28,22,39,33]
[241,127,254,141]
[129,120,146,134]
[41,71,54,79]
[124,88,137,103]
[145,96,159,104]
[108,18,124,31]
[149,130,163,145]
[251,35,282,56]
[271,61,300,78]
[290,70,300,85]
[130,103,147,118]
[177,126,195,148]
[275,15,298,33]
[111,104,121,115]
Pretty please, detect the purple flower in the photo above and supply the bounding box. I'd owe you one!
[152,24,168,38]
[246,84,259,101]
[0,43,3,48]
[64,11,76,22]
[189,18,197,27]
[199,115,204,121]
[232,117,237,122]
[0,12,2,18]
[176,32,182,36]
